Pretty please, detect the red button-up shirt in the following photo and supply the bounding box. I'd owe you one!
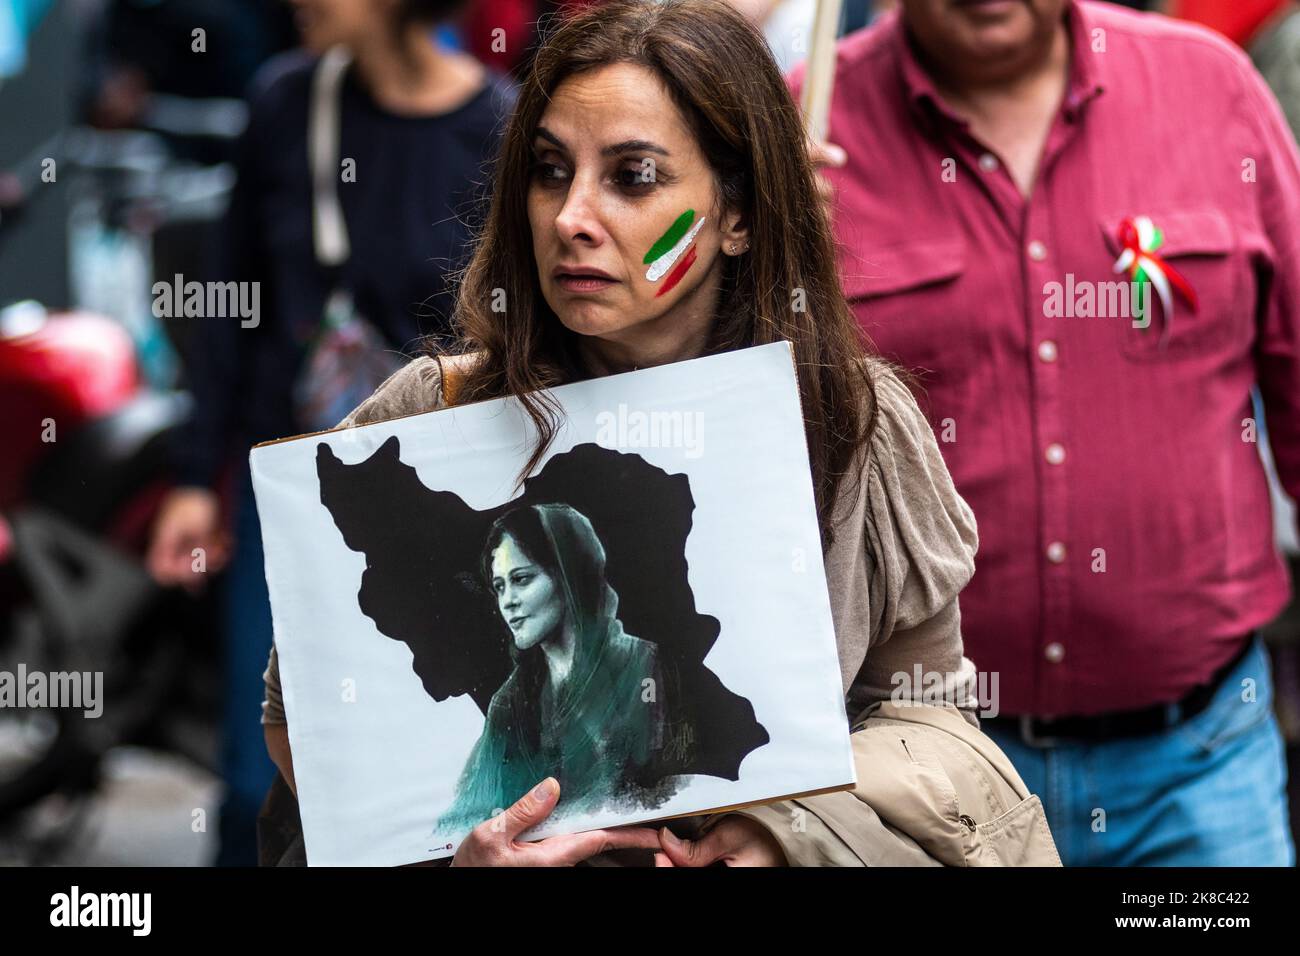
[791,1,1300,716]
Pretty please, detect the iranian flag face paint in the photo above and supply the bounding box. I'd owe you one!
[644,209,706,298]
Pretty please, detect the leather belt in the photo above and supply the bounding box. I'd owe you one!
[984,637,1254,748]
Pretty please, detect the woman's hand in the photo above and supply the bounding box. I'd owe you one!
[451,777,661,866]
[654,816,787,867]
[146,487,230,591]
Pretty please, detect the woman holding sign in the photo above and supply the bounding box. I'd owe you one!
[263,0,1059,867]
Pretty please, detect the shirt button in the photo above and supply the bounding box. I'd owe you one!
[1038,340,1058,362]
[1044,642,1066,664]
[1044,442,1066,465]
[1027,240,1047,261]
[978,152,999,172]
[1046,541,1066,563]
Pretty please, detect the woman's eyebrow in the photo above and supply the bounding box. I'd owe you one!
[601,139,670,158]
[535,127,567,151]
[534,127,669,158]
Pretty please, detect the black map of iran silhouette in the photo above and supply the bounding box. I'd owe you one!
[315,437,769,782]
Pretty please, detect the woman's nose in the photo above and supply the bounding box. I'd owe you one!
[554,178,606,246]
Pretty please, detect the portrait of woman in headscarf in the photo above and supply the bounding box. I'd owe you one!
[435,503,690,834]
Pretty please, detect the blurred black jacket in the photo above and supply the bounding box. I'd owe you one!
[175,50,515,490]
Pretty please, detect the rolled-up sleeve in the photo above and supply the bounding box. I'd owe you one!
[854,367,981,726]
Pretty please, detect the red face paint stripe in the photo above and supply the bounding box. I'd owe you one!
[655,245,698,298]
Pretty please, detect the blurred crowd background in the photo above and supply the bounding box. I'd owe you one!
[1,0,1298,866]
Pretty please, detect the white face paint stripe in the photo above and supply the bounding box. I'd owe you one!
[645,216,707,282]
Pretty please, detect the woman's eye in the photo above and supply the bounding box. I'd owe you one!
[512,573,533,586]
[616,163,656,190]
[530,161,568,186]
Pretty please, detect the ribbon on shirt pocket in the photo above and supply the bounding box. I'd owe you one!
[1098,207,1243,361]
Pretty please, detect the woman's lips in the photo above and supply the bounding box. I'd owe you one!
[556,274,618,293]
[508,615,527,628]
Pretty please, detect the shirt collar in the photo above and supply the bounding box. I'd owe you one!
[892,0,1106,133]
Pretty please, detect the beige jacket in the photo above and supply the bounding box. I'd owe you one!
[727,700,1060,866]
[259,352,1060,866]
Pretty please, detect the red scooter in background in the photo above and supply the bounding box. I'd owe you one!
[0,302,218,858]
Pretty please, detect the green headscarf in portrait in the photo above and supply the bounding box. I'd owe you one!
[435,504,667,835]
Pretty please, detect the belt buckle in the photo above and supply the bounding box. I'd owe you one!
[1019,714,1062,749]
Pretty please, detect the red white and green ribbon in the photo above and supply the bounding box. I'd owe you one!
[645,209,706,297]
[1112,215,1198,335]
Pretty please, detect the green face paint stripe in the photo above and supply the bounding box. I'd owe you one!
[643,209,695,265]
[645,216,706,282]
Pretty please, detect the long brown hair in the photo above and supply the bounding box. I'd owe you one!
[441,0,875,542]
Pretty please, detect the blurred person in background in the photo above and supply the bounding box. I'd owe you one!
[1171,0,1300,141]
[80,0,298,161]
[1249,2,1300,141]
[0,0,55,82]
[725,0,874,72]
[146,0,514,865]
[457,0,606,77]
[801,0,1299,865]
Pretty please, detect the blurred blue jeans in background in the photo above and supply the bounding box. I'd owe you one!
[986,635,1295,866]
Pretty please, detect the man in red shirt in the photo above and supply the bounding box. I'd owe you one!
[795,0,1298,864]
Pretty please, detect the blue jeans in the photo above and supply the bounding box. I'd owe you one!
[214,466,278,866]
[984,636,1294,866]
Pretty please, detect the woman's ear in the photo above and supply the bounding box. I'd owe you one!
[720,208,750,257]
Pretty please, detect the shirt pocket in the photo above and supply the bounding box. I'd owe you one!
[1098,207,1243,361]
[844,238,971,405]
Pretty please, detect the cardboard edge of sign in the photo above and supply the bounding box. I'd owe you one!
[646,779,856,826]
[252,340,855,823]
[250,342,807,452]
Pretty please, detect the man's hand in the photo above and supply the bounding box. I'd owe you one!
[806,139,847,209]
[146,487,230,592]
[655,815,787,867]
[451,778,661,867]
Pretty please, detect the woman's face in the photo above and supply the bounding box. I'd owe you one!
[527,62,747,350]
[490,534,564,651]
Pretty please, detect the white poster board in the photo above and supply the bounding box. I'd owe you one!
[251,342,853,865]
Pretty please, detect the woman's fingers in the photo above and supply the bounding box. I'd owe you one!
[657,826,726,867]
[528,825,662,866]
[658,818,786,867]
[496,777,560,841]
[455,779,666,866]
[452,778,561,865]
